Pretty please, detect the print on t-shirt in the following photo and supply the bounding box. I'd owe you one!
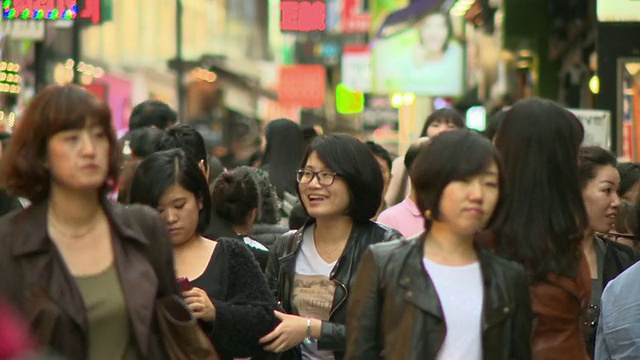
[292,274,335,321]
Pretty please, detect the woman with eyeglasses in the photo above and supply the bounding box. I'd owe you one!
[577,146,638,357]
[261,134,402,360]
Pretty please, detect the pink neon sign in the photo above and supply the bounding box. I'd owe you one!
[3,0,101,24]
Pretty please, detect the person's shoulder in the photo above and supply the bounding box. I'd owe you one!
[606,260,640,293]
[366,220,403,242]
[377,202,404,223]
[479,248,527,276]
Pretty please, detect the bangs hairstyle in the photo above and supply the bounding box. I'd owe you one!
[411,130,503,232]
[129,149,211,233]
[420,108,466,137]
[2,84,118,203]
[493,97,588,279]
[298,134,383,222]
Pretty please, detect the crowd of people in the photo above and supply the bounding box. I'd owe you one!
[0,84,639,360]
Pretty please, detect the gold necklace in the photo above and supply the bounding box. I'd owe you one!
[48,212,104,239]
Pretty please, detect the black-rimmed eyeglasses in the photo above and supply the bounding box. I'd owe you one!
[296,169,338,186]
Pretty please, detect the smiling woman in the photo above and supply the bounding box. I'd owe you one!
[576,145,638,357]
[264,134,402,360]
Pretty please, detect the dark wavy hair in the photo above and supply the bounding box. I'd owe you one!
[298,134,383,222]
[129,149,211,233]
[577,146,617,191]
[493,98,588,279]
[211,166,259,226]
[411,130,503,232]
[617,162,640,198]
[1,85,119,203]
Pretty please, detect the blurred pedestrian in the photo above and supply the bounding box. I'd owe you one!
[347,130,531,360]
[211,166,271,270]
[385,108,465,207]
[489,98,591,359]
[128,99,177,131]
[0,84,179,359]
[577,146,638,357]
[260,118,305,220]
[129,149,279,359]
[377,137,430,237]
[595,197,640,358]
[261,134,402,359]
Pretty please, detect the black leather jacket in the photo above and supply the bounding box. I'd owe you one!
[265,220,402,360]
[346,234,532,360]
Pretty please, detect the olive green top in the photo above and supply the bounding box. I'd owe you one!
[75,264,140,360]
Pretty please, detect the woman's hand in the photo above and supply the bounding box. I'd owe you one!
[259,311,308,353]
[183,287,216,322]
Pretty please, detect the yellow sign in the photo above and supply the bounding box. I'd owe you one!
[597,0,640,22]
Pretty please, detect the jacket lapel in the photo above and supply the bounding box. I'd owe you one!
[11,202,89,336]
[398,238,444,321]
[477,250,515,330]
[106,202,159,357]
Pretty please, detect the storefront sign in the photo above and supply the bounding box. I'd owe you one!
[342,0,370,33]
[280,1,326,32]
[341,45,372,92]
[597,0,640,22]
[277,65,325,108]
[568,109,612,150]
[0,19,44,40]
[3,0,102,24]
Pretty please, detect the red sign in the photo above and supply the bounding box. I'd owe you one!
[280,1,326,32]
[84,83,107,102]
[4,0,101,24]
[341,0,370,33]
[278,65,326,108]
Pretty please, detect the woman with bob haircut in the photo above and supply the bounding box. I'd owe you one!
[0,84,179,359]
[261,134,402,360]
[489,98,591,358]
[576,146,637,357]
[128,149,279,360]
[346,130,531,360]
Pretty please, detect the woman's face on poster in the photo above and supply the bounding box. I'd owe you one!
[420,13,449,55]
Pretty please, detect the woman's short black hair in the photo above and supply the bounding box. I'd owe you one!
[577,146,617,190]
[211,166,259,226]
[618,162,640,197]
[129,149,211,233]
[420,108,466,137]
[299,134,383,222]
[411,130,503,231]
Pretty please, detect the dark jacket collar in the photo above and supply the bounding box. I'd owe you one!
[11,199,150,257]
[398,232,506,327]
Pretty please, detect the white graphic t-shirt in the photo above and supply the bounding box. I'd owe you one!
[292,224,337,360]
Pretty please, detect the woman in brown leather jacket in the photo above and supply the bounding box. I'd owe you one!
[0,85,179,359]
[491,98,591,359]
[346,130,532,360]
[261,134,402,360]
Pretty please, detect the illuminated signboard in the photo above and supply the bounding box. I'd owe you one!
[280,1,326,32]
[3,0,101,24]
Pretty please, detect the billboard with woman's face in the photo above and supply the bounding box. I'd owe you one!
[371,1,464,96]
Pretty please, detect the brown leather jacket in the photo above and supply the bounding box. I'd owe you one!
[476,231,592,360]
[346,235,532,360]
[0,200,178,359]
